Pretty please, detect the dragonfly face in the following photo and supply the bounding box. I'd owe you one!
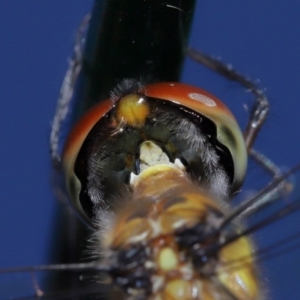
[62,81,247,226]
[61,79,260,298]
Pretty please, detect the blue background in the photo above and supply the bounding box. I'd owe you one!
[0,1,300,299]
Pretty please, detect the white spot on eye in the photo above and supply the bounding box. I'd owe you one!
[137,97,144,104]
[170,83,174,86]
[188,93,216,107]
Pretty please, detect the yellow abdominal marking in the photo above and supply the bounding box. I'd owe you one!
[217,237,259,300]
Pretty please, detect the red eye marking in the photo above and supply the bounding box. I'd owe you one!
[62,98,113,177]
[144,82,236,121]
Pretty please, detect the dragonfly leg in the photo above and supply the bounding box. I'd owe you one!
[187,47,293,202]
[187,47,269,149]
[50,14,90,169]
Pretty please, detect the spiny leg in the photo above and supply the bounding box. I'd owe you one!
[49,15,91,221]
[50,14,90,169]
[186,47,269,150]
[187,47,292,204]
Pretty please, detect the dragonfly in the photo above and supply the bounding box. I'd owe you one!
[0,1,300,299]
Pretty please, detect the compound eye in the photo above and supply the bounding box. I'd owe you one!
[62,80,247,227]
[144,82,247,193]
[62,99,114,225]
